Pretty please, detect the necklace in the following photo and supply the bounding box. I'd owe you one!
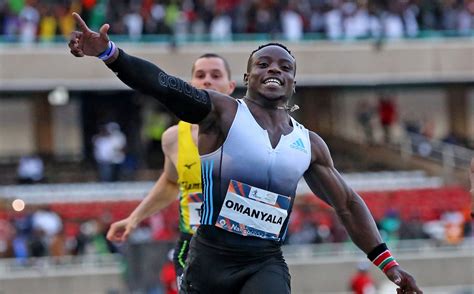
[243,96,299,112]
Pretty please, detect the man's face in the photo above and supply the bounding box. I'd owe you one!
[245,46,296,102]
[191,57,235,95]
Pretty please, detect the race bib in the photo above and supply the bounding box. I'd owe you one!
[215,180,291,241]
[187,192,203,231]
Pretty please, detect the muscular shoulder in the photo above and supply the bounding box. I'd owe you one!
[161,125,178,157]
[205,90,238,118]
[308,131,334,167]
[200,90,238,132]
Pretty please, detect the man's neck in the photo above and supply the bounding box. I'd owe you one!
[243,96,299,112]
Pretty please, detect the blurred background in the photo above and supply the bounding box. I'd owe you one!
[0,0,473,293]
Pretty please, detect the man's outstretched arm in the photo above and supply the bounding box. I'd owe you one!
[68,13,211,123]
[303,131,422,294]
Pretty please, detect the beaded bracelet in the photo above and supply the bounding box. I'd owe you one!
[97,41,116,61]
[367,243,399,273]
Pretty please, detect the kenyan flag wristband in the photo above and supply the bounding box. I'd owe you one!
[367,243,399,273]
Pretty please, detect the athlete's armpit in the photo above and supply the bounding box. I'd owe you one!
[197,91,238,154]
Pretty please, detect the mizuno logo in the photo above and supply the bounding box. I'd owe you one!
[184,162,197,169]
[290,138,307,153]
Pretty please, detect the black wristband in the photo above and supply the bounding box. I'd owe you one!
[367,243,388,261]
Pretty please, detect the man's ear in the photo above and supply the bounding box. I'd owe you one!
[228,80,237,95]
[243,73,249,85]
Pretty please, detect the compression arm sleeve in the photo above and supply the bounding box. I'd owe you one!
[107,49,211,123]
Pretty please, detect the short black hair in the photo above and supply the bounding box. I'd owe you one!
[192,53,232,79]
[246,43,295,72]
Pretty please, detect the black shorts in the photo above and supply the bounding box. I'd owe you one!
[181,233,291,294]
[173,232,193,278]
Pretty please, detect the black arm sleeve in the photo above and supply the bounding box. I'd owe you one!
[107,48,211,123]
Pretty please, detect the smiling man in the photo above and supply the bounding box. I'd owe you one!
[69,13,423,294]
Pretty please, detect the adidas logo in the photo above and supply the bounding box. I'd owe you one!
[290,138,307,153]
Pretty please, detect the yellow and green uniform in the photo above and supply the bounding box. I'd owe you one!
[176,121,203,234]
[174,121,203,281]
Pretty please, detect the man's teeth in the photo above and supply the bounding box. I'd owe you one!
[264,79,281,85]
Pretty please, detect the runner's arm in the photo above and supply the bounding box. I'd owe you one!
[107,49,211,123]
[303,131,422,293]
[69,12,211,123]
[127,128,180,225]
[303,132,382,252]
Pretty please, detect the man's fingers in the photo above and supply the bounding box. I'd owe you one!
[68,40,84,57]
[393,274,402,285]
[120,228,131,242]
[70,49,84,57]
[72,12,90,32]
[106,224,121,241]
[99,23,110,39]
[106,229,115,241]
[68,31,81,49]
[70,31,82,43]
[68,39,78,49]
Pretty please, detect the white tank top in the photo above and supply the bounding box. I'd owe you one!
[199,99,311,246]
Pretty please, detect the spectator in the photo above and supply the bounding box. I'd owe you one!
[1,0,473,41]
[0,219,14,258]
[92,122,127,181]
[16,154,44,184]
[377,93,397,144]
[379,209,401,242]
[12,231,29,263]
[123,4,143,41]
[399,213,428,240]
[441,209,464,245]
[349,262,376,294]
[210,10,232,41]
[142,108,170,169]
[38,5,57,42]
[343,0,370,39]
[309,2,325,34]
[18,1,40,44]
[356,99,375,144]
[32,205,63,242]
[29,228,47,258]
[49,229,67,261]
[281,4,303,41]
[160,249,178,294]
[287,220,321,244]
[251,0,281,34]
[57,3,76,39]
[325,0,344,39]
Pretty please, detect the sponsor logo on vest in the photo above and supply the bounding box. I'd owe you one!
[218,219,268,239]
[290,138,307,153]
[184,162,197,169]
[224,199,283,224]
[180,181,201,190]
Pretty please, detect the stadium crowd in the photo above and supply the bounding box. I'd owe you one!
[1,0,474,43]
[0,205,119,262]
[0,191,471,261]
